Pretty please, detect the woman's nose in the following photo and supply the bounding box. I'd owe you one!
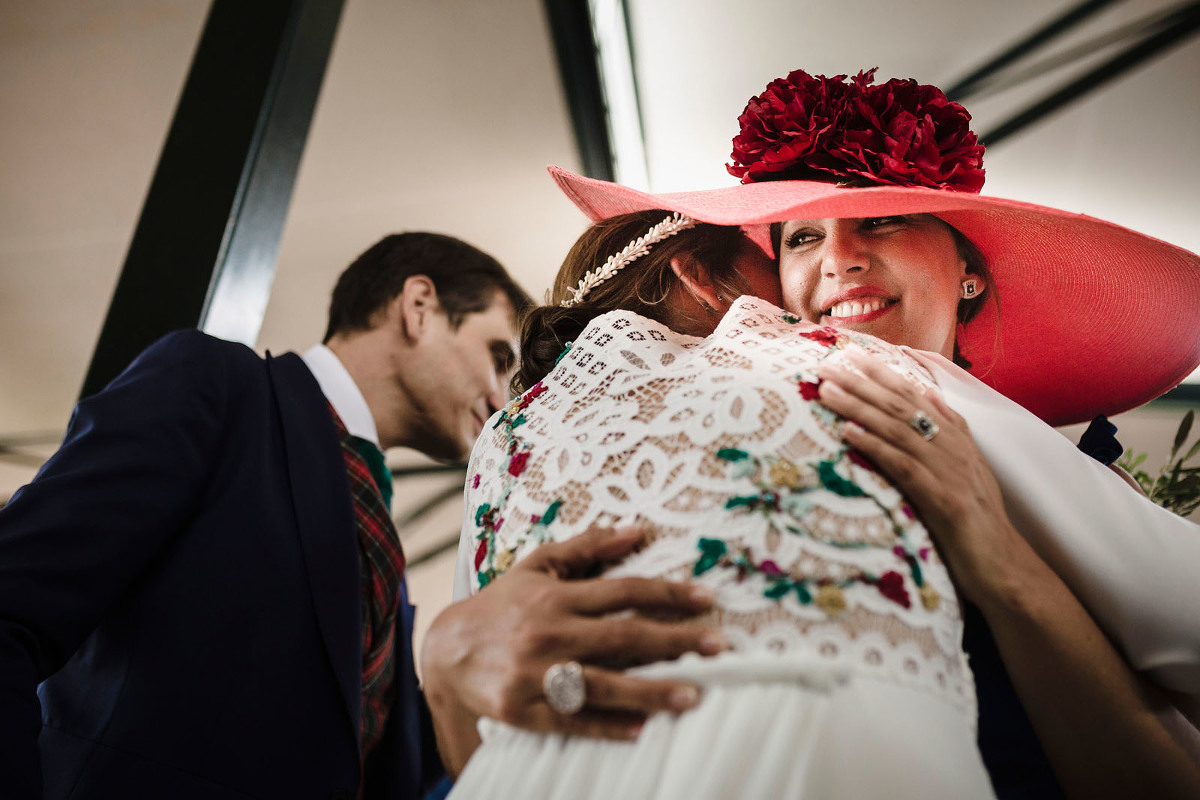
[822,229,869,277]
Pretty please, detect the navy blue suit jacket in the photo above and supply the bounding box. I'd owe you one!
[0,331,442,799]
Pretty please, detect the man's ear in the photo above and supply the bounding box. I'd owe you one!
[669,255,723,311]
[395,275,440,342]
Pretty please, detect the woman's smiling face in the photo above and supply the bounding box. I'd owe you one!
[777,214,969,358]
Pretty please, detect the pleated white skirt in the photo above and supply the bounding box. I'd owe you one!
[448,652,996,799]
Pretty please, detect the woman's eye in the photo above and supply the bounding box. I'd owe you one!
[785,230,821,248]
[862,216,906,231]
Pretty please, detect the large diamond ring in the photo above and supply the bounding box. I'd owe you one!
[543,661,586,715]
[909,410,940,441]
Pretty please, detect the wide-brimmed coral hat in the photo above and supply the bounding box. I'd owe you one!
[547,69,1200,427]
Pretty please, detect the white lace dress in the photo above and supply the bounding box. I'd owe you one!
[449,297,996,798]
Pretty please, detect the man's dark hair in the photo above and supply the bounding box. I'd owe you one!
[323,232,532,342]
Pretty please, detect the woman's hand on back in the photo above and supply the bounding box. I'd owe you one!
[817,347,1200,799]
[814,348,1027,609]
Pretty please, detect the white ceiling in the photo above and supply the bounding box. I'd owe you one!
[2,0,1198,505]
[628,0,1200,255]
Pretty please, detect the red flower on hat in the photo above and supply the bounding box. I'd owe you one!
[799,380,822,401]
[728,69,858,184]
[728,68,984,192]
[474,539,488,571]
[839,77,985,192]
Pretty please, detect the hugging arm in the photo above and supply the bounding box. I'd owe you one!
[420,526,721,776]
[817,350,1200,800]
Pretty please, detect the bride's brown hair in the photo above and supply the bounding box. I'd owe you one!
[514,210,768,393]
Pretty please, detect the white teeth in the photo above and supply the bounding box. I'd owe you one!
[826,298,889,318]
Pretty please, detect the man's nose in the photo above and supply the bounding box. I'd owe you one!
[486,379,508,415]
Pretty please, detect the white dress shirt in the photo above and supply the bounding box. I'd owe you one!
[301,343,380,448]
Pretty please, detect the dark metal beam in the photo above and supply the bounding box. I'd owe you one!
[395,483,467,535]
[543,0,617,181]
[390,464,468,479]
[407,530,466,570]
[1163,385,1200,404]
[0,449,49,469]
[0,430,62,470]
[80,0,344,399]
[0,431,62,448]
[946,0,1122,102]
[979,1,1200,146]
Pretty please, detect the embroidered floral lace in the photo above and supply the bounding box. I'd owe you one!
[463,297,975,719]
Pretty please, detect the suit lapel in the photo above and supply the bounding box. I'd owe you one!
[265,351,362,748]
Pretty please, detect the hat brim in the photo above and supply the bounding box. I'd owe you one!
[549,165,1200,426]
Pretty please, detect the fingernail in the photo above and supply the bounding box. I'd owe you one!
[819,381,845,397]
[689,584,714,604]
[843,420,863,435]
[699,631,727,654]
[670,685,700,710]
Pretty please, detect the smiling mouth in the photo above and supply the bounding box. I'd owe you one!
[822,297,897,321]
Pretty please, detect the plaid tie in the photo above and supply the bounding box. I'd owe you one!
[350,435,394,512]
[327,404,406,762]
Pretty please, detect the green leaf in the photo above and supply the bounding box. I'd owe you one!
[693,554,720,576]
[1175,474,1200,492]
[817,460,865,497]
[1171,410,1194,460]
[909,558,924,588]
[794,581,813,604]
[478,570,493,588]
[474,503,492,526]
[822,537,870,549]
[1183,436,1200,466]
[540,499,563,526]
[764,581,791,600]
[726,495,761,509]
[693,540,726,576]
[717,448,750,462]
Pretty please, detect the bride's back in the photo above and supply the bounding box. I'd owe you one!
[459,296,972,717]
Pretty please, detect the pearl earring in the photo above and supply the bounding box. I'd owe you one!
[961,279,979,299]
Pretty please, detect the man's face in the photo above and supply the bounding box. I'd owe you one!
[406,292,519,462]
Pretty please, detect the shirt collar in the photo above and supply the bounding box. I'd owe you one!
[300,343,381,448]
